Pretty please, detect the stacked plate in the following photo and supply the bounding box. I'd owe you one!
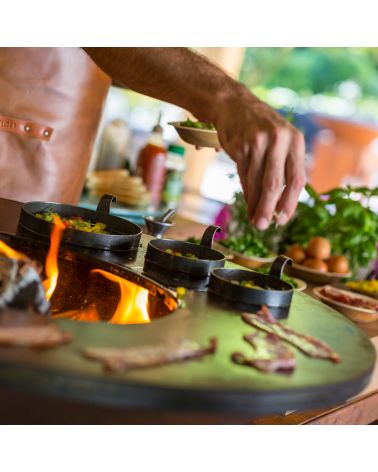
[85,170,151,207]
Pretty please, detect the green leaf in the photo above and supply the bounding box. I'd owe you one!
[305,184,317,199]
[313,205,329,220]
[353,187,371,196]
[322,188,346,199]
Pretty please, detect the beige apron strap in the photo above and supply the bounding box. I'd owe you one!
[0,115,53,141]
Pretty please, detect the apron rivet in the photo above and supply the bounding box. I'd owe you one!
[44,130,49,136]
[24,126,30,131]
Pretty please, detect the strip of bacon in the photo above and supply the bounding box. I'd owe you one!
[242,306,341,363]
[83,338,217,372]
[0,324,72,348]
[231,332,296,373]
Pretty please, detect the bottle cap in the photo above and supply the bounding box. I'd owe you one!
[168,144,185,156]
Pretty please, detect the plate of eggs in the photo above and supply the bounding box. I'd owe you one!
[283,236,351,285]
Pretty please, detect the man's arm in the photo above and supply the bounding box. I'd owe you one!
[82,47,305,230]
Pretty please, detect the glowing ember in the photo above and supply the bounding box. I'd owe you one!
[42,216,65,300]
[91,269,150,324]
[53,305,101,322]
[0,240,26,260]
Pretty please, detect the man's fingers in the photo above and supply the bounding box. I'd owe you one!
[229,138,249,203]
[245,132,269,222]
[275,131,306,225]
[253,128,291,230]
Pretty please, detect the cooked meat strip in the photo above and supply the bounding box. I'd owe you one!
[231,332,296,373]
[320,285,378,311]
[242,305,341,363]
[83,337,217,372]
[0,324,72,348]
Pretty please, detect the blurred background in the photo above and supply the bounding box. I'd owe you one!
[83,47,378,224]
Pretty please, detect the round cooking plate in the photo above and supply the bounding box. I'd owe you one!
[0,232,375,416]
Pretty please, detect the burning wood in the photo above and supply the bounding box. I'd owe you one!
[0,219,151,325]
[0,243,50,316]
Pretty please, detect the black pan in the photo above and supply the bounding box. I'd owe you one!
[144,225,226,277]
[17,194,142,251]
[208,256,294,309]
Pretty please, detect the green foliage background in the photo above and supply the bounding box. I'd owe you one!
[228,185,378,276]
[239,47,378,97]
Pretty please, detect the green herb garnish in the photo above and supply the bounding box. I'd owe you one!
[180,118,216,130]
[219,235,273,258]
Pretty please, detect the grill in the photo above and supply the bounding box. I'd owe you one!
[0,197,375,415]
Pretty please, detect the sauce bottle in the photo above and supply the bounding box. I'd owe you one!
[161,144,186,208]
[136,122,167,204]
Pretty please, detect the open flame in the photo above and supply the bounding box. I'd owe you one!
[0,240,26,260]
[53,305,101,322]
[42,216,65,300]
[1,223,151,325]
[91,269,150,324]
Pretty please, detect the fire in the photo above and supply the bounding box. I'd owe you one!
[91,269,150,324]
[53,305,101,322]
[0,240,26,260]
[42,216,66,300]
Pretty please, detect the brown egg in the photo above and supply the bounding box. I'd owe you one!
[326,255,349,274]
[306,237,331,260]
[302,258,328,273]
[285,244,307,264]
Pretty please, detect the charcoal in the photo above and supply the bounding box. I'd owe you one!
[0,255,50,316]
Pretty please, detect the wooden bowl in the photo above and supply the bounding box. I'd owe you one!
[213,243,276,269]
[168,122,221,149]
[313,285,378,324]
[285,262,351,285]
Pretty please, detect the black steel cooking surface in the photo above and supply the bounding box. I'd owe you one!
[0,197,376,415]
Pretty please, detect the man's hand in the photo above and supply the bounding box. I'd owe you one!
[82,47,305,229]
[212,90,305,230]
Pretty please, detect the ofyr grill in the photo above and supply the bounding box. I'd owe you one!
[0,197,375,416]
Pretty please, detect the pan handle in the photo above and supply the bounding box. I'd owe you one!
[200,225,222,249]
[96,194,117,214]
[269,256,293,280]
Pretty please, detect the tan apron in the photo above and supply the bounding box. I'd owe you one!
[0,47,111,205]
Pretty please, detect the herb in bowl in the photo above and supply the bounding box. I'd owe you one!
[180,118,216,130]
[218,235,273,258]
[251,267,298,289]
[185,236,201,245]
